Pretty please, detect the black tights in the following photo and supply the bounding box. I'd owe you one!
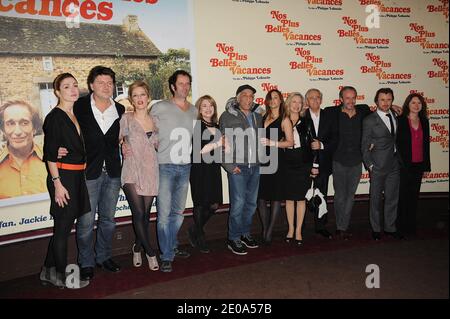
[44,213,76,274]
[123,184,156,257]
[258,199,281,242]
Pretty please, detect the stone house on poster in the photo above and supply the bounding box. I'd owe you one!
[0,15,161,119]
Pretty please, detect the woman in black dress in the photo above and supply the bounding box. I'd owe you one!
[258,89,293,245]
[40,73,90,289]
[396,93,431,236]
[188,95,225,253]
[283,92,318,246]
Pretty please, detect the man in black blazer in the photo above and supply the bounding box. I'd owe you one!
[325,86,371,240]
[303,89,337,239]
[59,66,125,280]
[362,88,403,241]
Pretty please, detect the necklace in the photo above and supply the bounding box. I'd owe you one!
[201,119,216,127]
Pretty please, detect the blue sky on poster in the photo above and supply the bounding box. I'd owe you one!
[1,0,193,53]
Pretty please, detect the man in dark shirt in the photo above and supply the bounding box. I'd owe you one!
[326,86,371,240]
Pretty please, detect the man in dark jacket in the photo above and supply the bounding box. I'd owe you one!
[59,66,125,280]
[304,89,337,239]
[219,84,263,255]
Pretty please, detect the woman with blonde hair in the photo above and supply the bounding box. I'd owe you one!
[283,92,318,246]
[120,80,159,271]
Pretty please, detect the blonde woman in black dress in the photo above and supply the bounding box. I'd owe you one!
[283,92,318,246]
[41,73,90,289]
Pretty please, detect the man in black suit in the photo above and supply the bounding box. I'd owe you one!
[59,66,125,280]
[303,89,337,239]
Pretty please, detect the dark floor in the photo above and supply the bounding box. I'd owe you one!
[107,237,449,299]
[0,198,448,301]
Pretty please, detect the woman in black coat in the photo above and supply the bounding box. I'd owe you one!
[41,73,90,289]
[396,93,431,236]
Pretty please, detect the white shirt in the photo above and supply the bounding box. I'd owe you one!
[376,109,396,135]
[90,94,119,135]
[309,109,324,150]
[292,121,301,148]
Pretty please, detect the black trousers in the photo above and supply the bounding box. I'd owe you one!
[44,210,77,274]
[311,172,329,231]
[397,164,423,235]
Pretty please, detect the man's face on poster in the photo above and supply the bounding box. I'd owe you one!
[2,104,35,153]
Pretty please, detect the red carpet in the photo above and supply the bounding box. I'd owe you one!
[0,228,447,299]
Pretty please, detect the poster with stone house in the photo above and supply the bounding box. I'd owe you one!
[0,0,192,216]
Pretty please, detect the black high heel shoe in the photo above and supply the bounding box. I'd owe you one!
[295,239,303,246]
[285,236,293,243]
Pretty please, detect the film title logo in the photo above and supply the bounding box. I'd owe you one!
[0,0,158,22]
[430,123,449,149]
[268,10,300,29]
[254,83,291,105]
[307,0,343,5]
[428,108,449,123]
[210,43,271,76]
[266,11,322,44]
[423,172,449,182]
[338,16,390,48]
[410,90,436,105]
[427,0,449,22]
[358,0,411,16]
[289,47,344,79]
[405,23,448,50]
[428,58,449,85]
[306,0,343,11]
[361,53,412,82]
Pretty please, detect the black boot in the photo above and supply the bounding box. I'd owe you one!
[54,272,66,289]
[188,206,203,248]
[196,206,215,253]
[40,266,56,286]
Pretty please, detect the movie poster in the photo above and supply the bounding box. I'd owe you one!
[0,0,194,241]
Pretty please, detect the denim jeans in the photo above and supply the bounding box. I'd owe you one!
[227,165,260,241]
[76,171,121,267]
[156,164,191,261]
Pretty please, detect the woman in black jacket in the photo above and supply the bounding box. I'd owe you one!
[41,73,90,289]
[283,92,318,246]
[396,93,431,236]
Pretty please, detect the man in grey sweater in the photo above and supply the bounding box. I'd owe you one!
[150,70,197,272]
[219,84,263,255]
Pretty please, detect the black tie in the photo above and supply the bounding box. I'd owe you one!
[386,113,395,137]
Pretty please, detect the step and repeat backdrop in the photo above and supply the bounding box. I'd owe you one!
[0,0,448,243]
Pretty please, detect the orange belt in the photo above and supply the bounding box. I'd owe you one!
[56,162,86,170]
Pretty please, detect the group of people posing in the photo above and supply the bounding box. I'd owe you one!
[37,65,430,289]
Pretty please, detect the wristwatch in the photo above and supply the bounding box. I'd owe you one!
[52,176,61,182]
